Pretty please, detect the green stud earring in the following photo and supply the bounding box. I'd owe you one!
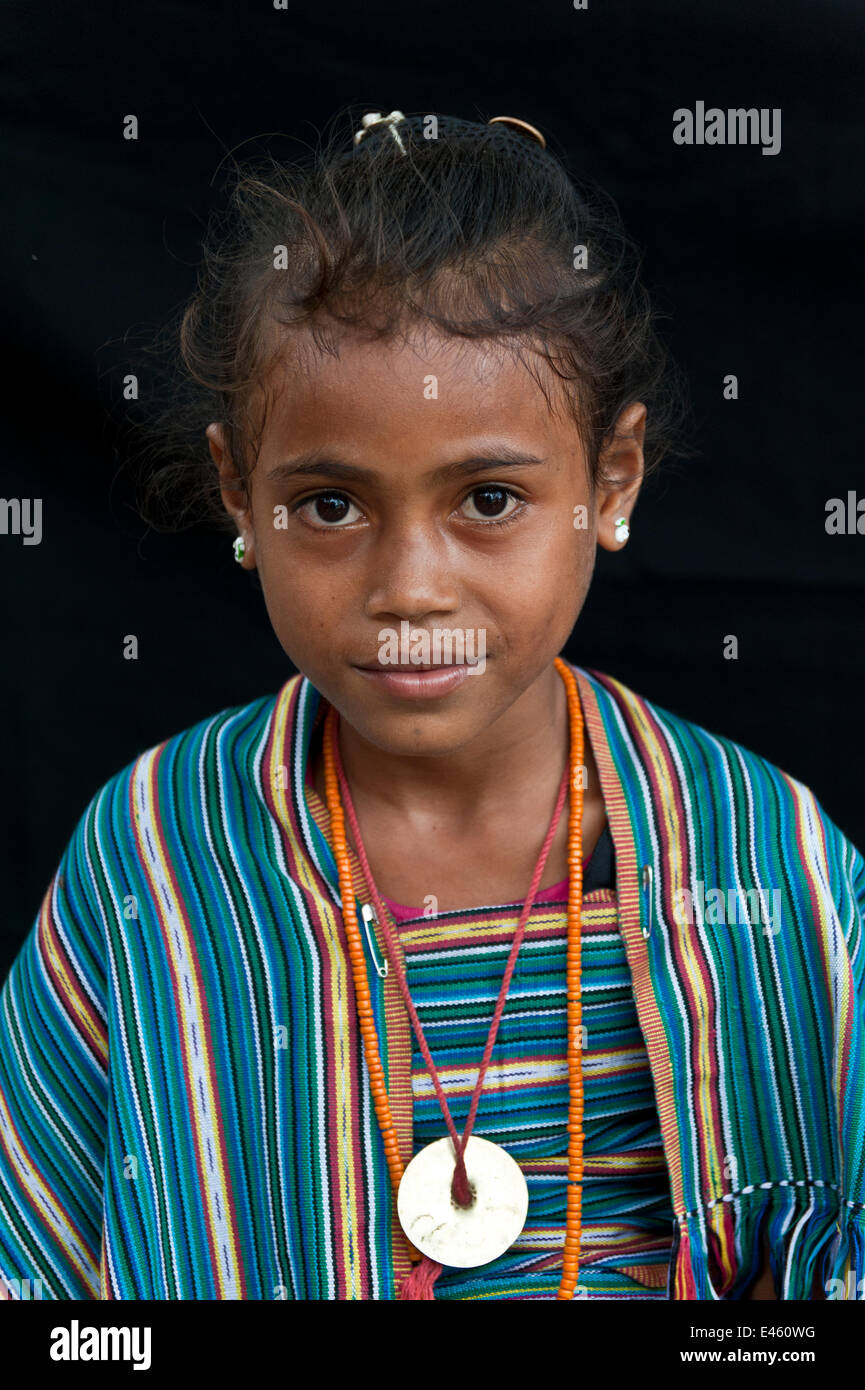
[233,536,246,564]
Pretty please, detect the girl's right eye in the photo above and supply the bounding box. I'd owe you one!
[294,492,364,528]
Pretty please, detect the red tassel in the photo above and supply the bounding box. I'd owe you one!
[399,1255,444,1300]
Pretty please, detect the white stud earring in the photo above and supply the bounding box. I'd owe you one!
[233,536,246,564]
[614,516,630,544]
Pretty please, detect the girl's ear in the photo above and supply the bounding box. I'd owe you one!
[206,423,256,569]
[595,402,646,553]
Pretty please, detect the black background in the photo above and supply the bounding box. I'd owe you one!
[2,0,863,978]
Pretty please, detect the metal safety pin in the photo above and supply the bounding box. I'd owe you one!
[641,864,654,939]
[360,902,389,978]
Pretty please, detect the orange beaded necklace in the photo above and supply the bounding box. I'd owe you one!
[322,655,585,1300]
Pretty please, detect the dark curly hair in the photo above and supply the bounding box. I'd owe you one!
[129,106,696,533]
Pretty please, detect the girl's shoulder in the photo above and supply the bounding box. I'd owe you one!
[63,675,306,858]
[16,679,307,978]
[579,661,828,803]
[574,663,864,898]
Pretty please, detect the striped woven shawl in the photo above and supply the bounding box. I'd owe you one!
[0,661,862,1299]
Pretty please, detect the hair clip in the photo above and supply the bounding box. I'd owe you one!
[487,115,546,149]
[353,110,408,154]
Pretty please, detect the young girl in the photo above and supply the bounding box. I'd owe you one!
[1,109,863,1303]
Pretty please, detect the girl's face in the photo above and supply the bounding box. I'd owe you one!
[208,326,644,757]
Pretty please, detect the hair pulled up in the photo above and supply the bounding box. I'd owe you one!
[133,107,695,532]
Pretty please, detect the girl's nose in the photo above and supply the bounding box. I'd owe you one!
[363,524,460,622]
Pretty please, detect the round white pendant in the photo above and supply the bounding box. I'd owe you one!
[396,1135,529,1269]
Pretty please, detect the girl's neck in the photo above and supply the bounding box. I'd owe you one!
[325,658,575,811]
[312,661,576,818]
[305,662,608,912]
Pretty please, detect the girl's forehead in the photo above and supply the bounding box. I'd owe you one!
[260,324,574,437]
[274,323,523,384]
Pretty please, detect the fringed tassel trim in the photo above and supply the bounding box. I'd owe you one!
[670,1183,865,1300]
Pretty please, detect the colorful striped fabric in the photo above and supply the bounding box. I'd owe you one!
[381,886,675,1299]
[0,661,863,1299]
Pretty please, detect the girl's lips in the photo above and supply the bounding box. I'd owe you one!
[354,664,476,699]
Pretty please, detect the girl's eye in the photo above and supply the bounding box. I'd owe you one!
[295,492,363,528]
[459,485,521,524]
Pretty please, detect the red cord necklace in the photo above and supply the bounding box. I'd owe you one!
[322,656,585,1299]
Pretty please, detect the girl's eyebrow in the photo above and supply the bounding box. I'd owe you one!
[266,446,548,486]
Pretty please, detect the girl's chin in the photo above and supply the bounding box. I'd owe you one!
[336,699,495,759]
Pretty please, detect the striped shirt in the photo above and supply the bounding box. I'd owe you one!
[378,874,676,1299]
[0,662,863,1300]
